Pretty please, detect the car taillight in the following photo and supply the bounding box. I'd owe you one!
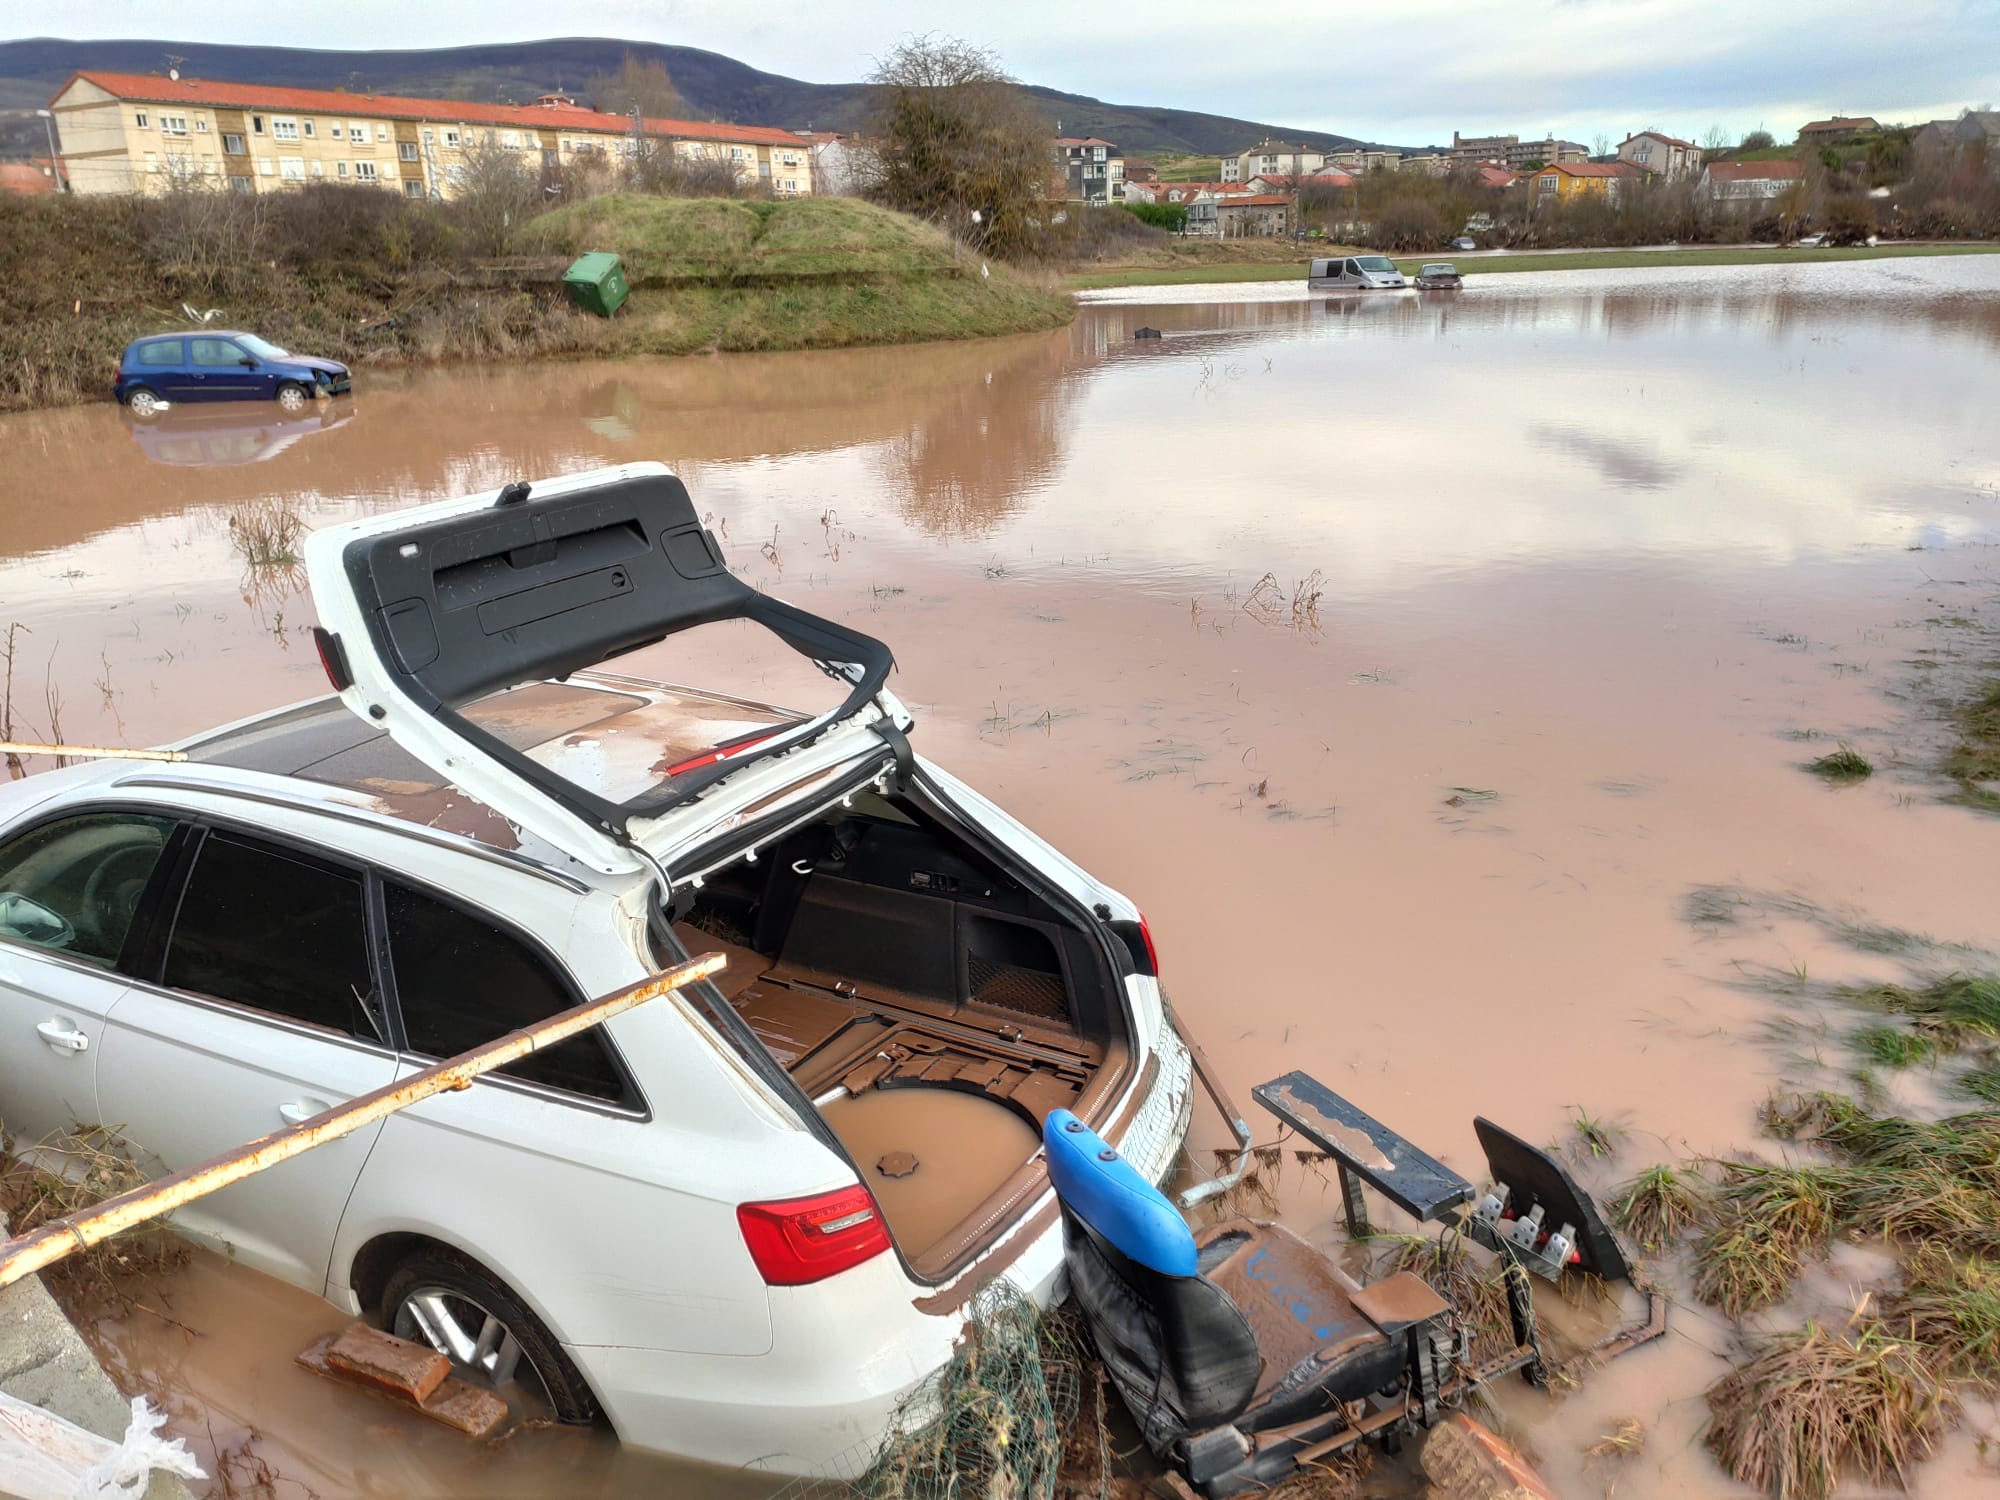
[737,1185,892,1286]
[1138,911,1161,976]
[311,627,353,691]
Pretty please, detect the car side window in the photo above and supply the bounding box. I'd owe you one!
[135,341,182,368]
[383,881,626,1104]
[163,831,377,1039]
[190,338,246,368]
[0,812,177,966]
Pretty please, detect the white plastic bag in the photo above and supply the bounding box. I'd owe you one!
[0,1391,204,1500]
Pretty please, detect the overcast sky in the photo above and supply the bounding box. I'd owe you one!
[18,0,1999,145]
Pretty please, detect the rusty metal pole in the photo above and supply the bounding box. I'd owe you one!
[0,742,188,763]
[0,951,726,1291]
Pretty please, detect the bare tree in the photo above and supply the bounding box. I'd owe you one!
[146,164,271,294]
[862,34,1051,258]
[450,132,542,255]
[588,54,689,122]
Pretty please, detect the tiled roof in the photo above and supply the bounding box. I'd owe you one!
[1704,159,1804,180]
[60,70,801,149]
[1542,162,1641,177]
[0,162,57,195]
[1626,130,1697,149]
[1053,136,1118,148]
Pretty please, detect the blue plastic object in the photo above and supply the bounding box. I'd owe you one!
[1043,1109,1197,1277]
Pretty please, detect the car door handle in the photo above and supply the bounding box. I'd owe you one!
[278,1100,330,1125]
[36,1019,90,1054]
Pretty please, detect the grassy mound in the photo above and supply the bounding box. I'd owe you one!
[524,195,1071,356]
[0,190,1071,412]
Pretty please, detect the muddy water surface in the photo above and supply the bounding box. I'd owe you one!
[5,256,2000,1497]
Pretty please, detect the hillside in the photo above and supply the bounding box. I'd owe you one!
[0,35,1368,157]
[0,191,1072,411]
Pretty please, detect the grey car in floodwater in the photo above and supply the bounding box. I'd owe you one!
[1414,263,1464,289]
[1308,256,1409,291]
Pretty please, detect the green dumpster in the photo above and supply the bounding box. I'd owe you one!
[562,251,629,318]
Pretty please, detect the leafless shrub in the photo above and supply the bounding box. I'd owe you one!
[862,33,1051,259]
[447,132,543,256]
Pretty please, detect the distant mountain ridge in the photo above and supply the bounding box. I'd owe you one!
[0,35,1369,158]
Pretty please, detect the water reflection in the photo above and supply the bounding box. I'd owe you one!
[121,401,356,468]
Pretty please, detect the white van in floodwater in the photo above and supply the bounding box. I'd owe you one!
[0,463,1194,1475]
[1309,255,1410,290]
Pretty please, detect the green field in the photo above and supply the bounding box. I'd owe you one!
[1066,242,2000,290]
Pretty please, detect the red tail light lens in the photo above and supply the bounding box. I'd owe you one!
[1139,912,1161,976]
[310,627,353,691]
[737,1185,892,1286]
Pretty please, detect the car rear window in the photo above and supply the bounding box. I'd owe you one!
[164,832,377,1038]
[133,341,182,368]
[383,881,627,1104]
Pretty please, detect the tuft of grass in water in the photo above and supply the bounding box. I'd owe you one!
[1568,1104,1628,1160]
[1852,1023,1941,1069]
[1610,1163,1715,1251]
[1705,1324,1957,1500]
[1806,745,1874,783]
[1584,1417,1646,1461]
[1881,1246,2000,1386]
[1942,678,2000,793]
[1840,973,2000,1035]
[1956,1063,2000,1104]
[1693,1163,1847,1317]
[1371,1232,1512,1363]
[227,499,305,570]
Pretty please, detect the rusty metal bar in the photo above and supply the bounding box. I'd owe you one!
[0,951,726,1291]
[1175,1022,1255,1210]
[0,741,188,763]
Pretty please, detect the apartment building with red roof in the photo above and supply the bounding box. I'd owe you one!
[47,71,813,198]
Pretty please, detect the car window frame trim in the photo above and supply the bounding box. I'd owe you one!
[372,868,650,1120]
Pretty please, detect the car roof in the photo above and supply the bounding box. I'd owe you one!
[129,331,255,345]
[177,671,809,862]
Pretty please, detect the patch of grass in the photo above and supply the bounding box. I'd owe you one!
[1371,1231,1512,1363]
[1693,1163,1845,1317]
[1705,1324,1957,1500]
[1806,745,1873,782]
[1568,1105,1628,1161]
[1610,1164,1714,1252]
[1852,1023,1941,1069]
[1881,1245,2000,1386]
[227,499,305,571]
[1839,974,2000,1040]
[1956,1064,2000,1104]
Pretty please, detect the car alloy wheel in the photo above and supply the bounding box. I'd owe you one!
[276,383,310,412]
[391,1283,554,1406]
[127,389,163,418]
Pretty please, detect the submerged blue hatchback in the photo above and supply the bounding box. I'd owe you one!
[115,332,351,417]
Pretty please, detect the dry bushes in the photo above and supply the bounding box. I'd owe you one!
[0,1126,188,1310]
[1706,1325,1956,1500]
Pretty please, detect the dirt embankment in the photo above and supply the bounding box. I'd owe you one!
[0,191,1074,413]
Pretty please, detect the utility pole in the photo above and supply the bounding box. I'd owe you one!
[34,109,65,191]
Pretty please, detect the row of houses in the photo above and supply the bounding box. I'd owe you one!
[39,71,834,198]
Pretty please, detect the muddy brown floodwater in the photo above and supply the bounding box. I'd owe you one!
[4,257,2000,1497]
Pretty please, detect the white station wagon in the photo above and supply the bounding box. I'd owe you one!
[0,465,1194,1473]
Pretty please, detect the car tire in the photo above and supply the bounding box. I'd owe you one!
[378,1245,601,1424]
[275,381,311,413]
[126,387,164,419]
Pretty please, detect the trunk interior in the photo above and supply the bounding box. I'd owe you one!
[673,789,1130,1278]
